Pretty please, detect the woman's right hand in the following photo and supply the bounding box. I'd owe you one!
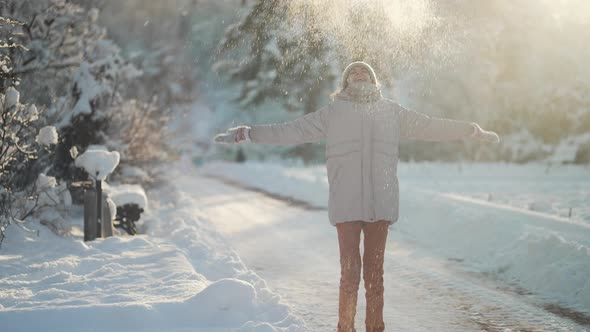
[213,125,251,144]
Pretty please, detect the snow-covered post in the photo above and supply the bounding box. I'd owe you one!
[74,146,120,241]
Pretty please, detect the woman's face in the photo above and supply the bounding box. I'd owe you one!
[346,66,371,85]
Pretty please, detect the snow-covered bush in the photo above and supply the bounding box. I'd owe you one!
[105,99,175,186]
[0,84,59,245]
[0,2,192,243]
[0,1,118,188]
[0,0,107,103]
[33,173,72,236]
[46,44,141,184]
[495,129,551,163]
[0,15,23,89]
[128,45,199,106]
[2,1,176,192]
[0,15,45,244]
[0,4,137,242]
[548,133,590,165]
[75,0,200,106]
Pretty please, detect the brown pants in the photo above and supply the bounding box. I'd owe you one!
[336,220,389,332]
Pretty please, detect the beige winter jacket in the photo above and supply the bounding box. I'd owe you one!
[249,98,475,226]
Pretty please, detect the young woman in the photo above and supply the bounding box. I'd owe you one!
[214,61,499,332]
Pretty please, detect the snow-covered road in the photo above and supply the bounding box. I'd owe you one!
[179,164,588,331]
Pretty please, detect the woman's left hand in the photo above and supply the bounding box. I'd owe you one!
[470,123,500,143]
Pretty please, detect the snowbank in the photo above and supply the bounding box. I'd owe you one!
[0,162,309,331]
[397,162,590,223]
[397,187,590,313]
[201,161,329,208]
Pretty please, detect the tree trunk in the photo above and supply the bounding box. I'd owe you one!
[296,68,331,165]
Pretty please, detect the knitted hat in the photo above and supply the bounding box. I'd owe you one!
[341,61,378,89]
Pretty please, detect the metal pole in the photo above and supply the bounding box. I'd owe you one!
[96,178,102,238]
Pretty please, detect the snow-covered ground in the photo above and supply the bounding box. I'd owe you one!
[200,160,590,316]
[0,161,308,331]
[2,158,589,331]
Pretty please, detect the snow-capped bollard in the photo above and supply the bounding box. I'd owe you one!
[75,146,120,241]
[83,189,113,241]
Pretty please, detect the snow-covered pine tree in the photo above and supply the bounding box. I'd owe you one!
[75,0,201,106]
[215,0,336,163]
[0,1,114,187]
[1,1,176,196]
[47,40,143,188]
[1,1,106,105]
[71,0,200,183]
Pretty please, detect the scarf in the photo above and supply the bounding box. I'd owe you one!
[334,81,382,103]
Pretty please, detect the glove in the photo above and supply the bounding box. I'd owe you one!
[213,125,251,144]
[470,123,500,143]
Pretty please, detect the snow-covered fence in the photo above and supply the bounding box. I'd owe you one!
[74,146,119,241]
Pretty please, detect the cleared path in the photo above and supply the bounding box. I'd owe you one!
[176,168,587,332]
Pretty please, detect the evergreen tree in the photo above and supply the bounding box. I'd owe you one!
[1,0,178,192]
[216,0,336,163]
[0,14,60,245]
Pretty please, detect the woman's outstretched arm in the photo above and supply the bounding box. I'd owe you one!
[215,106,331,145]
[397,105,498,142]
